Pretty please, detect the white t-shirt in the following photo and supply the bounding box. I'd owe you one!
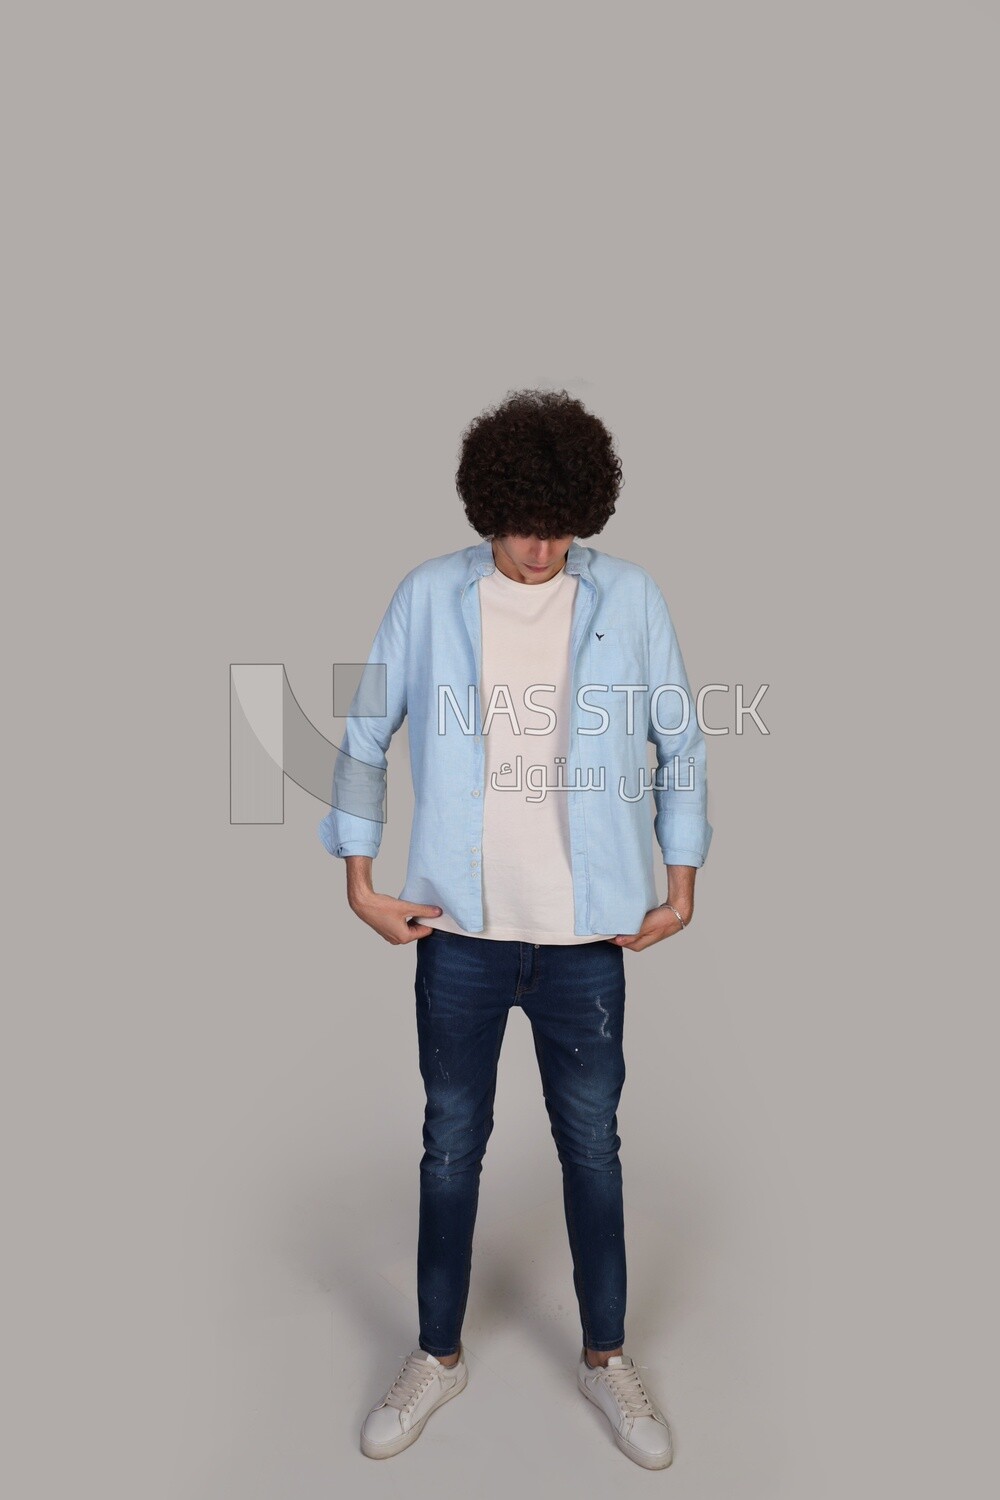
[424,562,617,944]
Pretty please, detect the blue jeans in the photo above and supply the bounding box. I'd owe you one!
[414,928,628,1357]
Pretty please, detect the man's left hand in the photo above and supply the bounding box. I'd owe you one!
[612,901,692,951]
[612,866,697,952]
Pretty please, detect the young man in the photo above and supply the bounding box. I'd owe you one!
[318,389,713,1468]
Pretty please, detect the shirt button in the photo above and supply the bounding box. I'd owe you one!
[470,846,479,853]
[471,789,480,797]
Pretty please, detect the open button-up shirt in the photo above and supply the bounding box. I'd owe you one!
[318,537,713,936]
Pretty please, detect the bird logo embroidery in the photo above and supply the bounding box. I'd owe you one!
[595,632,604,640]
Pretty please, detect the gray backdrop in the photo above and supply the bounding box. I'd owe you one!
[4,3,995,1497]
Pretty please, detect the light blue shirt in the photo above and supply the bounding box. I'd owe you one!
[318,538,713,936]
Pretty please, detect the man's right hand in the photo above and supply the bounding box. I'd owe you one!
[350,891,443,943]
[345,855,442,943]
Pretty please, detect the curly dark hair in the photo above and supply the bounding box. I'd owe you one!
[456,388,623,540]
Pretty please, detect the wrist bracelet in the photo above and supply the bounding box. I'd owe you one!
[665,903,687,930]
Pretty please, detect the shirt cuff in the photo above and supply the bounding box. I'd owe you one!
[662,848,707,868]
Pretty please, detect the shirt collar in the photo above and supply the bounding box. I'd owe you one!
[465,537,593,585]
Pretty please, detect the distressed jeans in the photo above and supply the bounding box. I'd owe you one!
[414,927,628,1357]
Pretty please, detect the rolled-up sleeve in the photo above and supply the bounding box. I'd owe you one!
[317,575,411,860]
[644,573,714,867]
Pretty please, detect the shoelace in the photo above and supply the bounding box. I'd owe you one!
[595,1360,656,1419]
[381,1352,438,1413]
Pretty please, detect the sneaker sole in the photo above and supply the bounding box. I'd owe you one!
[360,1363,468,1459]
[577,1372,674,1471]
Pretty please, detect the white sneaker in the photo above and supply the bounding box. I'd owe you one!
[577,1349,674,1470]
[360,1344,468,1459]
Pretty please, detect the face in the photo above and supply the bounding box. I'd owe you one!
[491,532,575,584]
